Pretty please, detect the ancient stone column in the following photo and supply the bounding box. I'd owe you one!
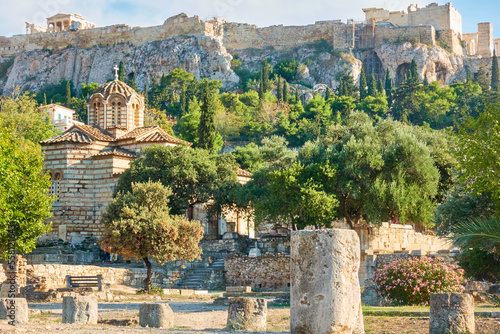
[62,296,98,324]
[430,293,475,334]
[139,303,174,328]
[227,297,267,331]
[291,229,364,334]
[0,298,29,323]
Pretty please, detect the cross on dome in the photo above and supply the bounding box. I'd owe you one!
[113,65,119,81]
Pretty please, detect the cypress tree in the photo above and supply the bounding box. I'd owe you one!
[410,59,419,82]
[197,81,217,154]
[423,73,429,86]
[259,71,264,99]
[180,85,187,115]
[262,60,270,94]
[143,82,149,107]
[43,93,47,106]
[491,50,499,92]
[295,89,300,104]
[130,77,139,92]
[283,80,289,102]
[325,87,331,100]
[118,60,125,82]
[377,78,384,95]
[385,68,392,106]
[466,71,473,83]
[65,81,71,108]
[359,68,367,100]
[368,73,377,97]
[277,76,282,101]
[475,68,489,91]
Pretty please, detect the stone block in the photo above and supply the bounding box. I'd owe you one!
[227,297,267,331]
[226,286,252,293]
[291,229,364,334]
[0,298,29,323]
[248,248,261,258]
[139,303,174,328]
[179,289,195,296]
[62,296,98,324]
[430,293,475,334]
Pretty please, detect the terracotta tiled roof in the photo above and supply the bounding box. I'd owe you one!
[75,124,115,141]
[118,126,190,145]
[40,129,94,144]
[237,168,253,177]
[95,80,139,100]
[93,147,136,159]
[117,126,158,140]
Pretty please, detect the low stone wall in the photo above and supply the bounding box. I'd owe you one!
[224,253,290,290]
[200,237,248,253]
[256,236,290,254]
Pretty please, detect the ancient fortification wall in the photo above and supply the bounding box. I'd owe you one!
[0,13,443,58]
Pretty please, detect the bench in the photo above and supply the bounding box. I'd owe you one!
[65,275,105,292]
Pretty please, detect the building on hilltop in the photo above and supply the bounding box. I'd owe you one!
[26,13,96,34]
[363,2,463,54]
[39,104,84,132]
[40,70,253,244]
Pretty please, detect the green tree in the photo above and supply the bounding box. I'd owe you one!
[197,81,218,153]
[455,103,500,210]
[115,145,237,215]
[277,76,282,101]
[178,97,201,143]
[449,218,500,257]
[262,60,271,95]
[180,85,187,115]
[65,80,71,108]
[274,59,297,82]
[385,69,393,106]
[491,51,499,92]
[299,113,441,228]
[80,82,99,99]
[474,67,489,91]
[283,80,289,103]
[409,59,419,82]
[0,92,58,143]
[359,68,367,100]
[118,60,125,82]
[0,128,53,258]
[100,181,204,291]
[367,73,377,97]
[377,78,384,95]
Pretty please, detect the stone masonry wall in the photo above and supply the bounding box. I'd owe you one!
[1,13,443,58]
[224,253,290,290]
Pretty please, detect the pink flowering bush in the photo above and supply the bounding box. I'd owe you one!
[372,256,465,305]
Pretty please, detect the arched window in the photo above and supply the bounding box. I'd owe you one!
[117,102,122,125]
[111,102,116,126]
[49,171,62,199]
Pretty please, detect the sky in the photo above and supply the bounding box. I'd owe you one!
[0,0,498,38]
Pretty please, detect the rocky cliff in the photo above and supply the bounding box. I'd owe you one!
[0,36,492,96]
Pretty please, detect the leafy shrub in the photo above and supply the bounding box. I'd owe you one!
[458,249,500,283]
[372,256,464,306]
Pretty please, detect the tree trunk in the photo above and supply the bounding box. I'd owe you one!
[342,195,354,229]
[143,257,152,292]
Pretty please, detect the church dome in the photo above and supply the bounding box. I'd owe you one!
[95,80,139,101]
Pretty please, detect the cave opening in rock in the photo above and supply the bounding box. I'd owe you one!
[434,63,447,85]
[363,51,384,81]
[396,63,411,86]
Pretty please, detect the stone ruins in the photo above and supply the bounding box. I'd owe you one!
[290,229,364,334]
[1,4,498,58]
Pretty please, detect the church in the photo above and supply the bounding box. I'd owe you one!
[40,70,253,244]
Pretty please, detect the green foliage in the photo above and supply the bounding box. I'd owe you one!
[357,95,388,119]
[299,113,442,228]
[144,108,174,135]
[65,81,71,108]
[491,52,499,92]
[0,57,15,80]
[100,181,204,291]
[359,68,367,100]
[177,97,201,143]
[36,79,75,106]
[115,145,237,216]
[252,161,339,230]
[0,127,53,259]
[448,218,500,257]
[367,73,377,97]
[372,256,464,306]
[80,82,99,99]
[434,182,496,236]
[385,69,393,107]
[458,249,500,282]
[274,59,297,82]
[118,60,125,82]
[197,81,219,153]
[455,103,500,210]
[1,92,58,143]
